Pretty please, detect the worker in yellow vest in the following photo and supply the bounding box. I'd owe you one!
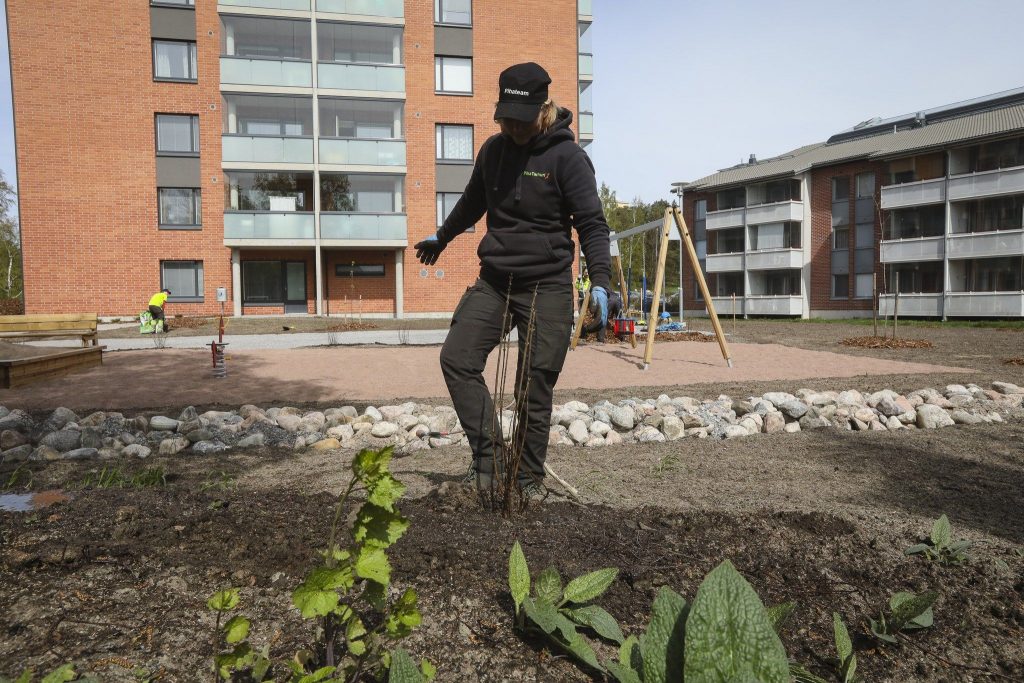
[148,289,171,333]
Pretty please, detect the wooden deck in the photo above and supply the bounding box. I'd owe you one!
[0,346,106,389]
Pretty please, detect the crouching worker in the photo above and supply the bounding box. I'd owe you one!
[414,62,612,498]
[147,288,171,333]
[582,289,623,342]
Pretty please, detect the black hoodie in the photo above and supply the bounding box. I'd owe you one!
[436,108,611,291]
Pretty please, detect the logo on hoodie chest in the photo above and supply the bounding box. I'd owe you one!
[522,170,551,181]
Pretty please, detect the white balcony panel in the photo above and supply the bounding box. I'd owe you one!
[880,236,945,263]
[705,253,743,272]
[745,200,803,225]
[706,207,744,230]
[219,0,311,10]
[578,0,592,16]
[222,136,313,164]
[320,213,407,241]
[946,293,1024,317]
[711,296,743,316]
[220,57,312,88]
[578,54,593,77]
[746,249,803,270]
[224,212,315,240]
[948,165,1024,201]
[878,293,943,317]
[318,63,404,92]
[318,139,406,167]
[579,113,594,136]
[947,229,1024,259]
[316,0,403,17]
[880,178,946,209]
[746,295,803,316]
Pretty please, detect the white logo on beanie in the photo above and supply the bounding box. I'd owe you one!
[503,88,530,96]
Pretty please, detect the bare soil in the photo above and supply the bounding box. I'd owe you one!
[2,419,1023,681]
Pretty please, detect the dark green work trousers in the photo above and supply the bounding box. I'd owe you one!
[440,278,573,483]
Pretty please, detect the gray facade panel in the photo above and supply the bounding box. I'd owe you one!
[156,156,201,187]
[434,26,473,57]
[436,163,473,193]
[855,197,874,223]
[151,7,197,42]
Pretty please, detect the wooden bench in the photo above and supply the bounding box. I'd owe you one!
[0,313,100,347]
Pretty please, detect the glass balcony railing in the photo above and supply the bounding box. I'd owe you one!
[317,63,405,92]
[316,0,403,18]
[218,0,311,10]
[579,113,593,136]
[318,139,406,166]
[320,213,408,241]
[222,135,314,164]
[220,57,312,88]
[578,0,592,16]
[224,212,315,240]
[578,54,593,77]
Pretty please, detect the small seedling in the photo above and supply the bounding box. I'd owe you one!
[905,514,971,564]
[832,612,858,682]
[78,467,166,490]
[869,590,937,644]
[652,452,681,477]
[200,471,237,493]
[0,663,98,683]
[4,464,33,490]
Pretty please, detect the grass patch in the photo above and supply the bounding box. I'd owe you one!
[78,466,167,489]
[840,336,934,349]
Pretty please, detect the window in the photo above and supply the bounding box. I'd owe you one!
[750,222,800,250]
[436,192,473,231]
[225,172,314,211]
[954,195,1024,234]
[156,114,200,155]
[855,172,875,199]
[319,99,403,139]
[158,188,201,228]
[152,0,194,5]
[317,22,400,64]
[832,176,849,201]
[715,272,744,297]
[712,228,744,254]
[888,263,943,294]
[161,261,204,302]
[951,257,1023,292]
[832,274,849,298]
[335,263,385,277]
[888,205,945,239]
[854,274,874,299]
[434,0,471,25]
[436,125,473,161]
[693,200,707,300]
[223,95,313,136]
[694,199,707,221]
[242,261,283,304]
[320,174,405,213]
[223,16,312,61]
[153,40,197,81]
[435,56,472,93]
[832,226,849,249]
[716,187,745,210]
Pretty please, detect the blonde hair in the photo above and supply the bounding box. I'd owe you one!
[538,99,558,131]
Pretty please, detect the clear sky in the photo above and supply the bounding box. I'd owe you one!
[2,0,1024,210]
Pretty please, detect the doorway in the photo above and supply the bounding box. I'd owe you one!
[284,261,307,314]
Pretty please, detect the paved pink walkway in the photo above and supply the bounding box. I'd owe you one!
[0,341,968,412]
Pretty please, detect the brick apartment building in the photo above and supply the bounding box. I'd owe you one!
[6,0,595,317]
[674,88,1024,319]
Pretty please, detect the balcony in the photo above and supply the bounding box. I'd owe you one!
[947,229,1024,259]
[219,0,311,10]
[579,113,594,136]
[320,213,407,242]
[224,212,315,242]
[318,139,406,167]
[317,63,404,93]
[880,236,945,263]
[705,253,743,272]
[222,135,313,164]
[710,296,743,316]
[578,0,592,16]
[316,0,403,18]
[706,207,744,230]
[945,292,1024,317]
[746,295,802,316]
[745,200,803,225]
[578,54,593,79]
[948,165,1024,201]
[878,293,943,317]
[220,57,311,88]
[880,177,945,209]
[746,248,803,270]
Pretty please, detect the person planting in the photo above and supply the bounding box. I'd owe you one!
[414,62,612,498]
[147,288,172,333]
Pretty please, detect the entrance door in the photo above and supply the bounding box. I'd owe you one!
[284,261,307,314]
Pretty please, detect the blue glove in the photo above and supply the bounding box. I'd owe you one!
[591,286,609,327]
[414,232,446,266]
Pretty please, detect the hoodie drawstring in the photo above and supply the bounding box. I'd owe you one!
[515,175,522,203]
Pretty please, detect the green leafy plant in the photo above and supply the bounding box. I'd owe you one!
[905,514,971,564]
[78,466,166,489]
[832,612,858,682]
[4,464,33,490]
[206,447,432,682]
[509,540,622,673]
[0,664,98,683]
[869,590,937,645]
[200,471,237,493]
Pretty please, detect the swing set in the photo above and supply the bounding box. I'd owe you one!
[571,206,733,370]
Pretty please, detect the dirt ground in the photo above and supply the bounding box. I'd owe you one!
[2,321,1024,681]
[99,316,449,339]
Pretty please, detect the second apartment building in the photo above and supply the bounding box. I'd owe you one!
[675,88,1024,319]
[7,0,591,317]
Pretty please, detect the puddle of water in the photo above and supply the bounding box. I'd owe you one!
[0,489,70,513]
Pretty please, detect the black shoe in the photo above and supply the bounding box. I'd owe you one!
[518,479,547,501]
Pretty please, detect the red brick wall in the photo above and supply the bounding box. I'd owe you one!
[9,1,229,316]
[681,191,716,310]
[402,0,580,314]
[809,160,886,312]
[325,250,396,315]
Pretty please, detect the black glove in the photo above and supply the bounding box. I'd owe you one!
[414,233,446,266]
